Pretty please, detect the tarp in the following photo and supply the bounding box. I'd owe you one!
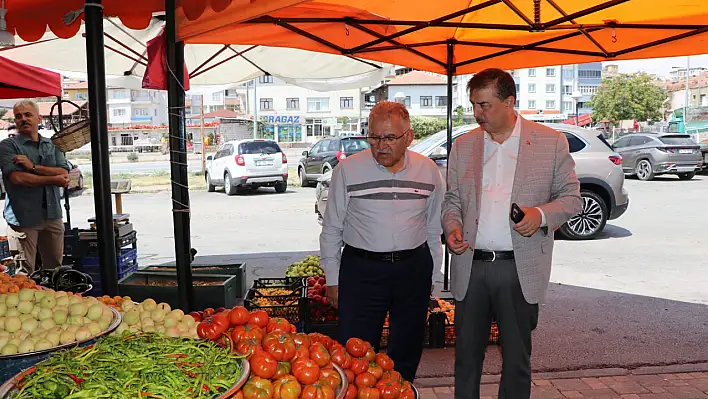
[177,0,708,75]
[0,55,61,99]
[0,17,391,91]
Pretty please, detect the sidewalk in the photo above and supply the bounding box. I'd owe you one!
[416,370,708,398]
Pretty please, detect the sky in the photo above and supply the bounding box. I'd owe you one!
[607,54,708,76]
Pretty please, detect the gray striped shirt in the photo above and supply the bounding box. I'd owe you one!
[319,149,444,285]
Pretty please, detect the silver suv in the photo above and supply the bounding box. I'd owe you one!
[611,133,703,181]
[315,123,629,240]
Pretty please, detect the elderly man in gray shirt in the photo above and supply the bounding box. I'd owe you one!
[0,100,70,274]
[320,101,444,382]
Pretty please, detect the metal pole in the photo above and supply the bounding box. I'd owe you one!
[200,96,206,173]
[56,96,71,231]
[84,0,118,295]
[166,0,194,312]
[443,41,455,292]
[575,100,579,126]
[685,57,693,140]
[253,79,258,139]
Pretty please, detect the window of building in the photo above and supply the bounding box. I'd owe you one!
[545,100,556,109]
[259,75,273,84]
[113,109,126,116]
[578,70,602,79]
[260,98,273,110]
[563,101,574,112]
[395,96,411,107]
[546,67,556,77]
[133,108,149,116]
[286,98,300,110]
[528,100,536,109]
[340,97,354,109]
[307,97,330,112]
[546,84,556,93]
[528,68,536,77]
[528,83,536,93]
[421,96,433,107]
[515,84,520,94]
[579,85,598,95]
[436,96,448,107]
[212,92,223,101]
[564,85,573,95]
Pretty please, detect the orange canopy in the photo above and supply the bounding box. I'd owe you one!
[5,0,307,42]
[178,0,708,75]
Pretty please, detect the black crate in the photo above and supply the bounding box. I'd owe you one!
[428,297,499,347]
[379,315,430,349]
[143,263,247,299]
[244,278,305,324]
[118,272,240,310]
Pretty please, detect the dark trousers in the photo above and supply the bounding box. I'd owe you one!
[455,259,539,399]
[338,243,433,382]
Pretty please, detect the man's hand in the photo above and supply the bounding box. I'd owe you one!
[514,206,542,237]
[12,155,33,171]
[54,175,70,188]
[326,285,338,308]
[446,228,469,255]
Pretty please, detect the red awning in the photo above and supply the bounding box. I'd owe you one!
[0,56,62,99]
[562,114,593,127]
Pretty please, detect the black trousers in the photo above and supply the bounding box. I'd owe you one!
[455,259,539,399]
[338,243,433,382]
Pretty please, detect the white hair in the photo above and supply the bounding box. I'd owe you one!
[368,101,411,128]
[12,100,40,114]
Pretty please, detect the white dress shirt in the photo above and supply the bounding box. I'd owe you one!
[475,115,545,251]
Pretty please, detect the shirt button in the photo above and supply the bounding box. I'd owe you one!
[394,193,398,199]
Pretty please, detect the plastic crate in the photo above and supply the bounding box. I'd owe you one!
[379,314,430,349]
[428,297,499,347]
[82,248,138,273]
[244,278,304,324]
[0,239,10,260]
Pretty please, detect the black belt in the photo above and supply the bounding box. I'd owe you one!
[345,243,427,263]
[473,249,515,262]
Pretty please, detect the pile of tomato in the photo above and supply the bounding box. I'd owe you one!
[196,306,416,399]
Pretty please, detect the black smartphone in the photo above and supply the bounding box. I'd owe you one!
[510,203,525,224]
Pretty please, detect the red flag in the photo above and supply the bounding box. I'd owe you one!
[142,28,191,91]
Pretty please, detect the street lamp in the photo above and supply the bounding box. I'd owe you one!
[571,91,583,126]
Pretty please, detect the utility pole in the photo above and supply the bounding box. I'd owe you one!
[200,95,206,173]
[253,79,258,139]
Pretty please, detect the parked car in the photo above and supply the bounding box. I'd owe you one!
[611,133,703,181]
[298,136,370,187]
[205,139,288,195]
[316,123,630,240]
[0,160,84,199]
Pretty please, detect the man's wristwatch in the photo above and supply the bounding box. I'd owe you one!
[31,164,36,173]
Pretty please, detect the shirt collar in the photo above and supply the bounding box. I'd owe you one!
[16,132,50,144]
[372,149,410,172]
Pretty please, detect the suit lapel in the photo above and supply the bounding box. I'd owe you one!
[512,118,534,204]
[472,131,484,215]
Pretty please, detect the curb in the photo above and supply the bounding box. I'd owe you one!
[414,362,708,388]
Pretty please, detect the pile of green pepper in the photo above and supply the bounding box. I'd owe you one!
[8,332,244,399]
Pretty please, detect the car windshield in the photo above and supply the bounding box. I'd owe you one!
[659,136,697,146]
[409,131,446,153]
[239,141,281,155]
[341,138,370,152]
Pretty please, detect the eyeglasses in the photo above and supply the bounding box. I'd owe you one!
[367,129,411,145]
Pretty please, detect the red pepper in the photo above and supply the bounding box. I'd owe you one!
[166,353,189,359]
[68,374,85,386]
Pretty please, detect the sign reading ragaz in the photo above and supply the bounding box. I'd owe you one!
[261,115,301,124]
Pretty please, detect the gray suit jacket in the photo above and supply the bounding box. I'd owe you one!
[441,117,582,304]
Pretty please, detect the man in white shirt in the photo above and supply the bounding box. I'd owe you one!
[441,69,582,398]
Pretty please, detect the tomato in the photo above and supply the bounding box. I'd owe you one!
[309,333,334,350]
[331,349,352,369]
[249,310,270,328]
[196,316,229,341]
[243,376,274,399]
[375,353,394,371]
[292,345,310,362]
[231,324,265,342]
[357,386,381,399]
[263,332,297,361]
[367,362,383,380]
[292,358,321,385]
[350,358,369,375]
[290,324,297,333]
[344,369,355,384]
[330,341,345,353]
[346,338,368,358]
[235,338,263,359]
[211,313,231,331]
[399,381,412,391]
[363,348,376,362]
[375,380,401,399]
[250,352,278,379]
[189,311,203,322]
[380,370,402,385]
[398,386,415,399]
[233,390,244,399]
[273,375,302,399]
[203,308,215,316]
[344,385,357,399]
[293,333,311,348]
[309,343,331,367]
[228,306,251,326]
[354,372,377,388]
[301,382,335,399]
[267,317,292,334]
[319,368,342,390]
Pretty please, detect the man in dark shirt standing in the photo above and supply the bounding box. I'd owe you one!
[0,100,70,274]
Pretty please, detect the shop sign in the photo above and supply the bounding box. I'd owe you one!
[261,115,301,124]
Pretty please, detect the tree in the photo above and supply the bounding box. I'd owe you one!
[455,106,465,125]
[588,73,667,123]
[0,108,7,119]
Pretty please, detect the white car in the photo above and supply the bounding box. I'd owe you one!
[205,139,289,195]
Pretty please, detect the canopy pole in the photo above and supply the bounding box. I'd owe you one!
[56,97,71,231]
[165,0,194,312]
[84,0,118,295]
[443,41,455,292]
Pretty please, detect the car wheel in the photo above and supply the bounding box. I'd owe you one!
[205,173,216,192]
[678,172,695,180]
[559,190,608,240]
[224,172,237,196]
[635,159,654,181]
[275,181,287,193]
[77,175,84,191]
[298,167,309,187]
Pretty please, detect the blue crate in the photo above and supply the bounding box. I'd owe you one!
[0,239,10,260]
[86,264,138,297]
[82,248,137,273]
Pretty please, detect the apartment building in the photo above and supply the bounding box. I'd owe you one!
[106,88,169,127]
